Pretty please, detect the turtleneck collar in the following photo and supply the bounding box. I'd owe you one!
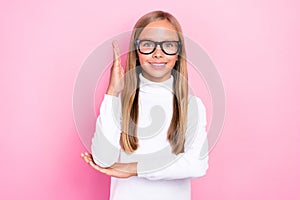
[139,73,174,95]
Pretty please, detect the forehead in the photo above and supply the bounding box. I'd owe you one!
[138,19,179,41]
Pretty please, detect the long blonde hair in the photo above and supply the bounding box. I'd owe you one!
[120,10,188,155]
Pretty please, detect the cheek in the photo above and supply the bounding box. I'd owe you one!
[137,53,149,64]
[167,56,178,67]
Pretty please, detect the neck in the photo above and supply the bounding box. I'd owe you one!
[139,73,174,95]
[141,71,172,82]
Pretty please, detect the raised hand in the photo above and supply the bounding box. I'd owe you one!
[106,40,124,96]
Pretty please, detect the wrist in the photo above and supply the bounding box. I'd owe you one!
[106,87,119,96]
[129,162,138,177]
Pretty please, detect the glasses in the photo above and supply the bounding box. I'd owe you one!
[135,39,181,55]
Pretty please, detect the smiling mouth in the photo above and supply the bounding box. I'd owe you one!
[149,62,167,68]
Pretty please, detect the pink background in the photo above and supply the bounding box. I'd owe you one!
[1,0,299,199]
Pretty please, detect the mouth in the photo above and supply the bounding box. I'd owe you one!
[149,62,167,69]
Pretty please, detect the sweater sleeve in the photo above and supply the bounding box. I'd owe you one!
[137,96,209,180]
[91,94,122,168]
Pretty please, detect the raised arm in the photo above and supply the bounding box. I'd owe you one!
[91,40,124,168]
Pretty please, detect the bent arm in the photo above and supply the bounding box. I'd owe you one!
[137,97,209,180]
[91,94,122,168]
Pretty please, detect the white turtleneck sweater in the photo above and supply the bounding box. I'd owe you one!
[91,73,209,200]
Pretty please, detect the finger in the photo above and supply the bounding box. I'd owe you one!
[81,153,87,160]
[81,152,89,160]
[84,152,92,158]
[81,152,89,156]
[112,40,121,66]
[83,156,91,164]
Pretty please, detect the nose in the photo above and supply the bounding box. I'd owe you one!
[152,45,164,58]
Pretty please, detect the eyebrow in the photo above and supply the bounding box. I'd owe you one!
[138,38,179,41]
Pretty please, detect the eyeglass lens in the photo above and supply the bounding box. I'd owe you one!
[138,40,179,55]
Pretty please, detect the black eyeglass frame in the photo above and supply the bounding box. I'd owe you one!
[135,39,181,55]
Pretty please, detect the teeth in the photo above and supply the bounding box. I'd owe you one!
[151,63,165,67]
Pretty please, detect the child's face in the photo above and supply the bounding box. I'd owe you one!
[137,19,179,82]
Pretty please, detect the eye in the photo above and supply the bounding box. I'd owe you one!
[143,42,151,47]
[164,42,174,48]
[141,41,154,47]
[164,42,179,49]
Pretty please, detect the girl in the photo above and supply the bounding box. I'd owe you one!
[81,10,209,200]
